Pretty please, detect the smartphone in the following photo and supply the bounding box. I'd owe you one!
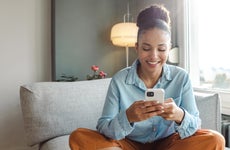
[145,88,165,103]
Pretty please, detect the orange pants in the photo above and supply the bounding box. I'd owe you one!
[69,128,225,150]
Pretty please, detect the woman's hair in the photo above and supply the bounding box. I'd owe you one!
[136,4,171,38]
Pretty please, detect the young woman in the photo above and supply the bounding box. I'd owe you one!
[69,4,225,150]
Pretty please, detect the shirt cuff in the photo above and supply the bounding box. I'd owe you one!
[174,108,198,139]
[117,110,134,135]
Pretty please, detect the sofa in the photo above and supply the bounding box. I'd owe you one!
[20,78,227,150]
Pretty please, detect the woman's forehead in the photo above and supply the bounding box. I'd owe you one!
[138,28,171,45]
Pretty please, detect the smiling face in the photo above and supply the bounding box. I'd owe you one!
[136,27,171,76]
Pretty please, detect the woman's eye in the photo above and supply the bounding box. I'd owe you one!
[142,47,151,51]
[158,48,166,51]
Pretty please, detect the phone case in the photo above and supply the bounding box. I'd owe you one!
[145,88,165,103]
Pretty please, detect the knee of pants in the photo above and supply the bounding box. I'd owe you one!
[69,129,78,141]
[208,130,225,146]
[69,128,87,149]
[69,128,89,142]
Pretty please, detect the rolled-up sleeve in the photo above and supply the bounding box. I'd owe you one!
[175,109,201,139]
[96,79,134,140]
[174,74,201,139]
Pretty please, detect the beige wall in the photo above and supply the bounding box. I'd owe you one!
[0,0,51,149]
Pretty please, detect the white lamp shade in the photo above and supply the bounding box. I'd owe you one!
[110,22,138,47]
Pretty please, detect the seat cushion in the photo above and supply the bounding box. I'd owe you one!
[40,135,70,150]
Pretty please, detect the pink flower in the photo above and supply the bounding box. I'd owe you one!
[87,65,107,80]
[99,71,107,78]
[91,65,99,72]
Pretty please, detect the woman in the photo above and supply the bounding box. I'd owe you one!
[69,4,225,150]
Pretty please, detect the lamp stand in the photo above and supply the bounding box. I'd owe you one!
[125,46,129,67]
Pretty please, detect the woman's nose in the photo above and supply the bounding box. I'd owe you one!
[150,49,158,58]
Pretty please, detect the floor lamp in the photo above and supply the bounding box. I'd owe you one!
[110,3,138,67]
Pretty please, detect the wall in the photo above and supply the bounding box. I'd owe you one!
[53,0,177,81]
[54,0,136,81]
[0,0,51,149]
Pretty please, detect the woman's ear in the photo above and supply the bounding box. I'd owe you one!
[135,42,138,53]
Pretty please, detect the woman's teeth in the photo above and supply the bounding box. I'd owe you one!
[148,61,158,65]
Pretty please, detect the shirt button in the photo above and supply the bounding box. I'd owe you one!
[153,127,156,132]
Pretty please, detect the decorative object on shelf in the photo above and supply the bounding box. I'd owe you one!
[87,65,107,80]
[110,1,138,67]
[168,47,179,64]
[56,74,78,82]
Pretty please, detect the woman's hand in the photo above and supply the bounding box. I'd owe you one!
[160,98,184,124]
[126,100,164,123]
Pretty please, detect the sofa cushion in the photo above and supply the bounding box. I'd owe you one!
[194,92,221,132]
[20,78,111,146]
[40,135,70,150]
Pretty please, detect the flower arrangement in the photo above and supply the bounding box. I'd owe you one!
[87,65,107,80]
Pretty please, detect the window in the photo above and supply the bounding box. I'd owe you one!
[187,0,230,115]
[188,0,230,91]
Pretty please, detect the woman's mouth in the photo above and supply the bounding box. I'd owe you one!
[147,61,159,65]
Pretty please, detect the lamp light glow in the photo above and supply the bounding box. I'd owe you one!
[110,22,138,47]
[110,2,138,67]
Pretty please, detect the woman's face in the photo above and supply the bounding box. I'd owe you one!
[136,28,171,75]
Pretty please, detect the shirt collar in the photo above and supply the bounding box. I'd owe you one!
[125,59,172,86]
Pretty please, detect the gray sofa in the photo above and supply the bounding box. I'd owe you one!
[20,78,225,150]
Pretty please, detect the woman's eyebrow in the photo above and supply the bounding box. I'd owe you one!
[142,43,169,47]
[158,43,168,47]
[142,43,151,47]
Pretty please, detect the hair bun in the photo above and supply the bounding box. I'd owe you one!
[137,5,170,29]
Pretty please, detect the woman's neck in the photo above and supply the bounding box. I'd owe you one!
[138,66,162,88]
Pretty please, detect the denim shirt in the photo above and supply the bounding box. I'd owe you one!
[97,60,201,143]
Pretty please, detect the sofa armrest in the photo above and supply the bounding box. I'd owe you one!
[20,78,111,146]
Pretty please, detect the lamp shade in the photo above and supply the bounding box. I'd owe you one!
[110,22,138,47]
